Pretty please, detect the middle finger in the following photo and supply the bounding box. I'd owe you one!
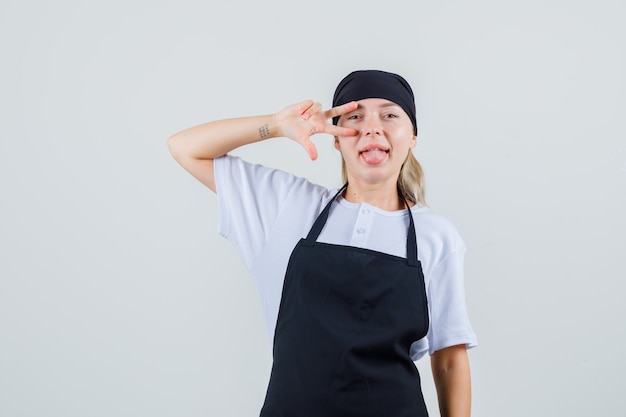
[324,101,358,120]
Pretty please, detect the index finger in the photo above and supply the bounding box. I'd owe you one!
[324,101,358,120]
[325,125,358,137]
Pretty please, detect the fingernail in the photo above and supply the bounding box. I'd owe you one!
[300,103,314,116]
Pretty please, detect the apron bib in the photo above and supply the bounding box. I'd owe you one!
[260,188,430,417]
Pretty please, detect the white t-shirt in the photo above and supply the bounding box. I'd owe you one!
[215,155,477,361]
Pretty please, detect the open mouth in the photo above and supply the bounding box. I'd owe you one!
[359,146,389,164]
[359,144,390,154]
[360,147,389,154]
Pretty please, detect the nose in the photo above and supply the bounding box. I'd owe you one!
[363,127,382,136]
[363,118,382,136]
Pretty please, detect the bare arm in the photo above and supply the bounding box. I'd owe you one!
[167,100,358,192]
[430,344,472,417]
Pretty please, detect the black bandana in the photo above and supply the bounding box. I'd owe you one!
[332,70,417,135]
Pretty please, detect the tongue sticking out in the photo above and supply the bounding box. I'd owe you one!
[361,149,388,164]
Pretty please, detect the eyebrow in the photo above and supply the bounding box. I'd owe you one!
[354,102,401,110]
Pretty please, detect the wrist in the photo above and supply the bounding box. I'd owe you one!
[256,113,282,141]
[269,112,286,139]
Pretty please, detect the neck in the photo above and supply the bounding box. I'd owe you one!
[342,177,406,211]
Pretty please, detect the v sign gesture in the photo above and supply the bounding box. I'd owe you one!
[276,100,359,160]
[167,99,358,192]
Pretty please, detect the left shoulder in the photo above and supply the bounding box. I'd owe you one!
[409,205,466,255]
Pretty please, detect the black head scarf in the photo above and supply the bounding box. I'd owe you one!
[332,70,417,135]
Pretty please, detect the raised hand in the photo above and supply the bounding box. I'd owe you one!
[277,100,359,160]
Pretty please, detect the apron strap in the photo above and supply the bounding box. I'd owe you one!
[305,183,420,266]
[305,184,347,243]
[401,193,420,267]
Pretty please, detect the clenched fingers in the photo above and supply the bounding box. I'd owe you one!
[301,102,323,121]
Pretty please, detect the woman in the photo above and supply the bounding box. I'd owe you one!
[168,70,477,417]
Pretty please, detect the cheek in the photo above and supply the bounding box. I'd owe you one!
[334,136,359,154]
[390,125,416,147]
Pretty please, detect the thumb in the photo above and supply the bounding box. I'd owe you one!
[299,137,318,160]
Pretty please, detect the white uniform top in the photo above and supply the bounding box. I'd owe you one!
[214,155,477,361]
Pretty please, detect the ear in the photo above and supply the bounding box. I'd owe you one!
[409,135,417,149]
[334,136,340,151]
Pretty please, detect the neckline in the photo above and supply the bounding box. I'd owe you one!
[305,184,419,266]
[336,196,422,217]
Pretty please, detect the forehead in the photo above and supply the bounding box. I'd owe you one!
[353,97,402,110]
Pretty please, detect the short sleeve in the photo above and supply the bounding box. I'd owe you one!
[213,155,320,269]
[425,248,478,355]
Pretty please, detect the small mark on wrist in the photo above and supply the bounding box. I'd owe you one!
[259,124,270,139]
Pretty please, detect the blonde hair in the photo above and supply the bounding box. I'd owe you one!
[340,150,426,206]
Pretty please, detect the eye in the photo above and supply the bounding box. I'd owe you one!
[346,113,361,120]
[384,113,399,119]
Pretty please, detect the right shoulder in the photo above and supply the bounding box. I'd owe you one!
[215,154,337,215]
[214,155,337,268]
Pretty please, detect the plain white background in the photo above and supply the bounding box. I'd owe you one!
[1,0,625,416]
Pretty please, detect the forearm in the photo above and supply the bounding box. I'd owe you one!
[166,100,357,191]
[430,345,472,417]
[167,113,281,161]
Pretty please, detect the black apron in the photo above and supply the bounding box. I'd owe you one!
[260,187,430,417]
